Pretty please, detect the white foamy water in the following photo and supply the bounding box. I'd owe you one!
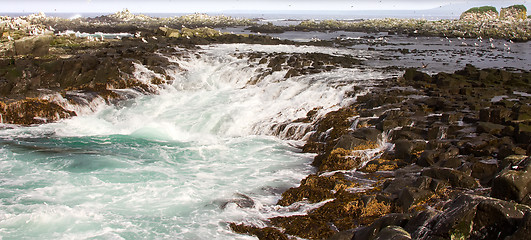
[0,44,394,239]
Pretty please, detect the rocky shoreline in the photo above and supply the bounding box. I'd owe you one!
[231,65,531,240]
[1,10,530,240]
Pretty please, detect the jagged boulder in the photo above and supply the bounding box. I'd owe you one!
[491,156,531,205]
[414,194,531,239]
[422,167,479,189]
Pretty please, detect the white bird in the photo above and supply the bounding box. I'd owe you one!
[7,36,12,41]
[490,43,495,49]
[461,42,467,46]
[474,43,479,46]
[141,37,147,43]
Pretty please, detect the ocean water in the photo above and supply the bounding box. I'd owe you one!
[0,44,394,239]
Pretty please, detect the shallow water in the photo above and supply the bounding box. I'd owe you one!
[0,44,396,239]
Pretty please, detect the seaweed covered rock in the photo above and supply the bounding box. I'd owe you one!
[277,173,356,206]
[229,223,288,240]
[0,98,76,125]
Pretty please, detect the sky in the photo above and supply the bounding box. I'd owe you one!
[1,0,529,13]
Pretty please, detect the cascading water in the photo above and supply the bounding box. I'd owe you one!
[0,44,396,239]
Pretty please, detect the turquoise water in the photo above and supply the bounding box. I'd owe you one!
[0,130,311,239]
[0,44,391,239]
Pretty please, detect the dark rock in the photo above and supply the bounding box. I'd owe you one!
[403,68,431,83]
[436,146,459,162]
[489,107,511,124]
[512,104,531,122]
[491,163,531,205]
[462,134,498,157]
[422,167,479,189]
[334,134,368,150]
[471,159,498,186]
[441,112,462,123]
[498,144,526,160]
[353,213,410,240]
[220,193,255,209]
[405,208,440,238]
[394,140,426,163]
[437,156,463,169]
[361,159,400,173]
[334,128,380,151]
[479,108,491,122]
[499,155,529,171]
[398,187,434,210]
[374,226,411,240]
[515,123,531,144]
[327,230,355,240]
[383,177,417,195]
[376,119,398,132]
[230,223,288,240]
[472,197,530,239]
[477,121,505,135]
[284,68,300,78]
[392,127,426,141]
[416,194,530,240]
[352,127,381,142]
[506,211,531,240]
[417,150,440,167]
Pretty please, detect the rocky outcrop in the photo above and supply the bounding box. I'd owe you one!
[0,36,179,125]
[0,98,76,125]
[231,65,531,240]
[501,5,528,21]
[460,6,499,21]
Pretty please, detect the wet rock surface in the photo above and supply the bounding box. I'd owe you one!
[233,66,531,239]
[1,10,530,240]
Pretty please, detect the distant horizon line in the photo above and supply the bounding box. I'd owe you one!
[0,9,468,14]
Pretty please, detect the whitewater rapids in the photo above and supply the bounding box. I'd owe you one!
[0,44,396,239]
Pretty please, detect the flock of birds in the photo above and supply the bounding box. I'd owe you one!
[440,35,514,51]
